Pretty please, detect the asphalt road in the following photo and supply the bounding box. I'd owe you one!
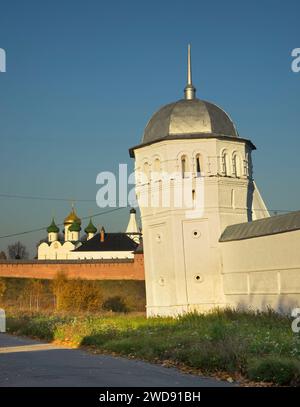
[0,333,232,387]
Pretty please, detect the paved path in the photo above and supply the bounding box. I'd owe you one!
[0,333,232,387]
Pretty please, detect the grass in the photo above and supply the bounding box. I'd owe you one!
[6,308,300,386]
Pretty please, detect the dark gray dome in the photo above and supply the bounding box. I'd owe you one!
[142,98,238,143]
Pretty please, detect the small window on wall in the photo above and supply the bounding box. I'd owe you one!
[181,155,189,178]
[232,154,237,176]
[243,157,248,176]
[248,153,253,177]
[233,154,241,177]
[221,152,228,175]
[244,152,252,177]
[153,158,161,180]
[143,162,150,182]
[196,154,202,177]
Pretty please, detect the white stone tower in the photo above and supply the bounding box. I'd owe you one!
[129,45,269,317]
[126,208,140,243]
[84,218,97,240]
[47,218,59,243]
[64,206,81,242]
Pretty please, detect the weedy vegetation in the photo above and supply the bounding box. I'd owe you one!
[6,308,300,386]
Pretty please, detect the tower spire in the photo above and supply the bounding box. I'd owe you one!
[187,43,192,85]
[184,44,196,100]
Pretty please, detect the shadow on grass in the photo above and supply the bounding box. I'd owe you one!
[6,309,300,385]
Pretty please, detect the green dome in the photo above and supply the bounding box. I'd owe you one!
[84,219,97,234]
[47,219,59,233]
[69,221,81,232]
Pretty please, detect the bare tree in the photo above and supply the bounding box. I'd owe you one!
[0,251,7,260]
[26,279,44,311]
[8,241,29,260]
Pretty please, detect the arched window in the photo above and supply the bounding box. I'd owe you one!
[243,154,248,176]
[153,158,160,172]
[192,189,196,201]
[232,154,237,176]
[244,152,252,177]
[236,155,241,177]
[248,153,253,177]
[153,158,161,180]
[143,162,150,182]
[151,158,161,181]
[195,154,202,177]
[232,153,242,177]
[221,151,229,176]
[181,155,189,178]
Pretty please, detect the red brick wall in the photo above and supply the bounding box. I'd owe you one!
[0,254,144,281]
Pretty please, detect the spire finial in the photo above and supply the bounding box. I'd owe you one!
[187,43,192,85]
[184,44,196,100]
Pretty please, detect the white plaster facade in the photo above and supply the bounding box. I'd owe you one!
[38,240,76,260]
[220,229,300,312]
[129,46,300,317]
[37,209,139,260]
[133,137,269,316]
[68,250,135,260]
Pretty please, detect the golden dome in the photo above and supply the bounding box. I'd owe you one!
[64,207,81,225]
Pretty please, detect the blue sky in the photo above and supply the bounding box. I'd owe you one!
[0,0,299,255]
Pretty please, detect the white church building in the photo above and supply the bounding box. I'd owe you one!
[130,45,300,317]
[37,207,140,260]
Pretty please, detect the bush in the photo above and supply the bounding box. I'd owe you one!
[247,356,300,385]
[52,273,103,312]
[102,296,128,313]
[1,276,146,312]
[0,278,6,301]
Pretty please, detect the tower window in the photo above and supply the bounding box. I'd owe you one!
[221,152,228,175]
[181,155,189,178]
[143,162,150,182]
[196,154,201,177]
[244,152,251,177]
[153,158,161,180]
[243,158,248,176]
[153,158,160,171]
[232,153,241,177]
[232,155,237,176]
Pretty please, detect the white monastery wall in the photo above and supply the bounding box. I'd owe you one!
[220,229,300,312]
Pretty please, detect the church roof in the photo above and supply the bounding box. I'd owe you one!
[64,207,81,225]
[73,232,139,252]
[129,45,255,157]
[69,221,81,232]
[219,210,300,242]
[84,219,97,234]
[142,98,238,144]
[47,219,59,233]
